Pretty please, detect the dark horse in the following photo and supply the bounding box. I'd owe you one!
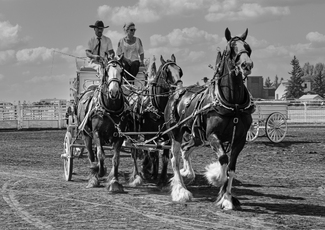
[128,54,183,187]
[77,56,131,192]
[164,28,254,210]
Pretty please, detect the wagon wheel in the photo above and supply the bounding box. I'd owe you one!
[63,131,73,181]
[265,112,287,143]
[246,121,259,142]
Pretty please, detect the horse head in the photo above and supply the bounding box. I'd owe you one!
[148,54,183,112]
[215,28,253,105]
[158,54,183,89]
[102,55,124,100]
[225,28,253,77]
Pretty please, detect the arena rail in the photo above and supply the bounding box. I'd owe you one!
[1,100,325,130]
[0,102,68,130]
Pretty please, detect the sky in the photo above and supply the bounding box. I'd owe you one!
[0,0,325,103]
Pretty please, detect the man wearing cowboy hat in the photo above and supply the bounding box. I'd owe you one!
[86,20,115,76]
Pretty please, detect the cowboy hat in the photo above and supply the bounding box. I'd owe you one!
[89,20,109,29]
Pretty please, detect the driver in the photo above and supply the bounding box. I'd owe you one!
[86,20,115,77]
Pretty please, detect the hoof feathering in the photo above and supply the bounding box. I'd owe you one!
[129,175,143,187]
[205,162,227,187]
[107,180,124,193]
[86,176,99,188]
[170,178,193,202]
[217,193,240,210]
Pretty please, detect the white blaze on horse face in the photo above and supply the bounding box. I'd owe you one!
[168,65,182,87]
[108,65,122,98]
[235,42,253,77]
[238,53,253,76]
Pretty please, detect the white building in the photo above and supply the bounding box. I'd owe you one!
[275,81,289,100]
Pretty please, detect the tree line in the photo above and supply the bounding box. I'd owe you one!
[264,56,325,99]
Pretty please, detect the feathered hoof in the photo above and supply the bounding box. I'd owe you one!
[129,175,143,187]
[205,162,227,187]
[86,176,100,188]
[216,193,241,210]
[107,180,124,193]
[170,179,193,202]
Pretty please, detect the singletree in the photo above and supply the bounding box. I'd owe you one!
[285,56,304,99]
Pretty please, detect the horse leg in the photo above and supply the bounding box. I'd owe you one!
[93,131,106,178]
[157,149,169,188]
[140,150,152,180]
[84,134,100,188]
[216,138,245,210]
[107,139,124,193]
[179,147,197,185]
[205,134,228,187]
[170,138,193,202]
[150,151,159,180]
[129,148,143,187]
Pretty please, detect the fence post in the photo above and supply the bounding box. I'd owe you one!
[303,102,307,123]
[17,101,22,130]
[58,101,62,129]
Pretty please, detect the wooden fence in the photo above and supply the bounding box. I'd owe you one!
[0,102,68,130]
[1,100,325,130]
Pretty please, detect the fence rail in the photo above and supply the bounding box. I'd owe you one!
[1,100,325,130]
[0,103,68,130]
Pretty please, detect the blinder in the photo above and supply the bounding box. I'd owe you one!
[158,61,183,86]
[103,60,124,87]
[227,36,252,62]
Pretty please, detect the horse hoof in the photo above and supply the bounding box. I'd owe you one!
[107,181,124,193]
[86,177,100,188]
[129,175,143,187]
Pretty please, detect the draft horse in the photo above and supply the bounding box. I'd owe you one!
[77,56,131,192]
[128,54,183,187]
[164,28,254,210]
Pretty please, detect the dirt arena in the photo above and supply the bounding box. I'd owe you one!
[0,127,324,230]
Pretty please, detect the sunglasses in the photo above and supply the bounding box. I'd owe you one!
[129,29,136,32]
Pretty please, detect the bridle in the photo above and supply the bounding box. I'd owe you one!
[214,37,252,82]
[100,60,124,101]
[102,60,123,87]
[154,61,183,88]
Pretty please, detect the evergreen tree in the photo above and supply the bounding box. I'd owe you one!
[264,76,272,87]
[285,56,304,99]
[273,75,279,88]
[312,63,325,97]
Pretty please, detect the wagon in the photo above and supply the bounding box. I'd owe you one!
[61,60,151,181]
[246,100,289,143]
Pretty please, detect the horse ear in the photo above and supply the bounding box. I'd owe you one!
[240,28,248,41]
[225,28,231,41]
[160,55,166,65]
[171,54,176,63]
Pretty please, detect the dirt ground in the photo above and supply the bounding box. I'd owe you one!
[0,127,324,230]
